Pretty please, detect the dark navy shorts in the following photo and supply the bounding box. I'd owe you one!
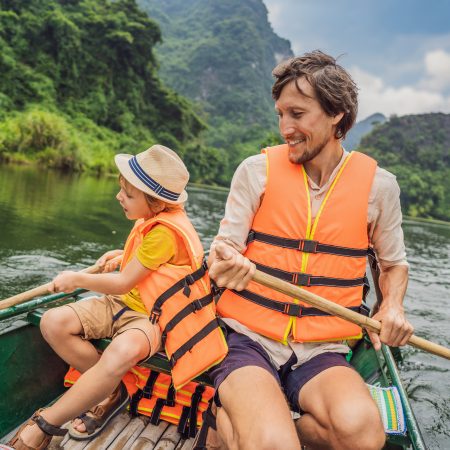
[209,328,353,413]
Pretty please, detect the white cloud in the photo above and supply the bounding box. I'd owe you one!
[350,52,450,120]
[423,49,450,91]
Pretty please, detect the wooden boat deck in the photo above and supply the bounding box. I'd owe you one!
[2,413,194,450]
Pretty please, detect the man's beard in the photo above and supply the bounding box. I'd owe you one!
[288,135,329,165]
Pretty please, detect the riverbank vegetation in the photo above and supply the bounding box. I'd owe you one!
[360,113,450,221]
[0,0,226,183]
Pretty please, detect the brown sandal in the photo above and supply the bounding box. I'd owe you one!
[68,381,129,440]
[4,409,67,450]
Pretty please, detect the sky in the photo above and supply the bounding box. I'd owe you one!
[264,0,450,120]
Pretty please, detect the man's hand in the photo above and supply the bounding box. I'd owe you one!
[367,301,414,351]
[208,242,255,291]
[96,249,123,273]
[51,271,82,293]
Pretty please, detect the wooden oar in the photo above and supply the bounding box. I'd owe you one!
[0,255,123,310]
[253,269,450,360]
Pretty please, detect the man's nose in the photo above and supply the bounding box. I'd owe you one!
[280,123,296,138]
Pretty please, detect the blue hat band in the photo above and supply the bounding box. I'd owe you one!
[129,156,180,201]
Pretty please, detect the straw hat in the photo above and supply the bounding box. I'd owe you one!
[114,145,189,204]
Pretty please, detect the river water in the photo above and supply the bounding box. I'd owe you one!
[0,164,449,448]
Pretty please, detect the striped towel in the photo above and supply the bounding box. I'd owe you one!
[367,384,407,435]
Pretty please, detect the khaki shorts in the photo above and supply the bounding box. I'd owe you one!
[68,295,161,357]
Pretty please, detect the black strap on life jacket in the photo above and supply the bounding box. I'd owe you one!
[178,405,191,438]
[112,306,130,322]
[129,370,160,416]
[169,319,220,368]
[150,260,209,324]
[231,289,370,318]
[161,293,214,346]
[166,382,176,407]
[247,230,368,258]
[149,398,166,425]
[188,384,206,438]
[254,261,366,287]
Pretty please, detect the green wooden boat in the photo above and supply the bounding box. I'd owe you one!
[0,289,427,449]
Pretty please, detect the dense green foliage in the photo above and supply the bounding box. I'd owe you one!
[138,0,292,173]
[359,113,450,221]
[0,0,230,181]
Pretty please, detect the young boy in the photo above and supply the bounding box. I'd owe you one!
[5,145,227,449]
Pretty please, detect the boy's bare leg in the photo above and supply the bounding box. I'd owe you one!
[17,328,151,447]
[40,305,101,372]
[216,366,301,450]
[295,366,385,450]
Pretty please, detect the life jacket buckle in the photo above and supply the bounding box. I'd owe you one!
[192,298,203,312]
[359,303,370,317]
[186,274,196,285]
[150,307,162,324]
[299,239,318,253]
[246,230,256,245]
[284,303,302,317]
[293,272,311,286]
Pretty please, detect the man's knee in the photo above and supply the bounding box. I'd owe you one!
[226,421,299,450]
[40,306,79,342]
[330,402,385,449]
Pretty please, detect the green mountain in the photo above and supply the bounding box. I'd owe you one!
[343,113,386,151]
[137,0,292,168]
[0,0,208,175]
[360,113,450,221]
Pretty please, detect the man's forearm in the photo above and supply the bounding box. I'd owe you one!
[378,264,408,307]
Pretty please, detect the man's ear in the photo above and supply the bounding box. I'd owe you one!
[332,111,345,126]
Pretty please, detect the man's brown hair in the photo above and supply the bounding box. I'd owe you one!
[272,50,358,139]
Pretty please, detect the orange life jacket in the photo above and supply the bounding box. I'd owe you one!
[121,210,228,389]
[217,145,377,343]
[64,366,214,438]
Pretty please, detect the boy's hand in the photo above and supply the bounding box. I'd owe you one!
[97,249,123,273]
[51,271,81,293]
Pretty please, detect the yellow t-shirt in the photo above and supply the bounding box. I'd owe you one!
[122,224,183,314]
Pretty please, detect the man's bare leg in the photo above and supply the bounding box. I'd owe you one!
[216,365,301,450]
[296,366,385,450]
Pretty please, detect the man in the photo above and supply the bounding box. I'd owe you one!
[207,51,414,450]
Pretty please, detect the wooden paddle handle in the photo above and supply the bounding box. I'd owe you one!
[0,255,123,310]
[253,270,450,360]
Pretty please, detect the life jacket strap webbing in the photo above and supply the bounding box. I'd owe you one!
[150,260,209,324]
[178,405,191,438]
[169,319,220,368]
[143,370,159,399]
[188,384,206,438]
[254,261,366,287]
[129,369,159,416]
[150,398,166,425]
[166,382,176,407]
[247,230,368,258]
[230,289,370,318]
[161,293,214,346]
